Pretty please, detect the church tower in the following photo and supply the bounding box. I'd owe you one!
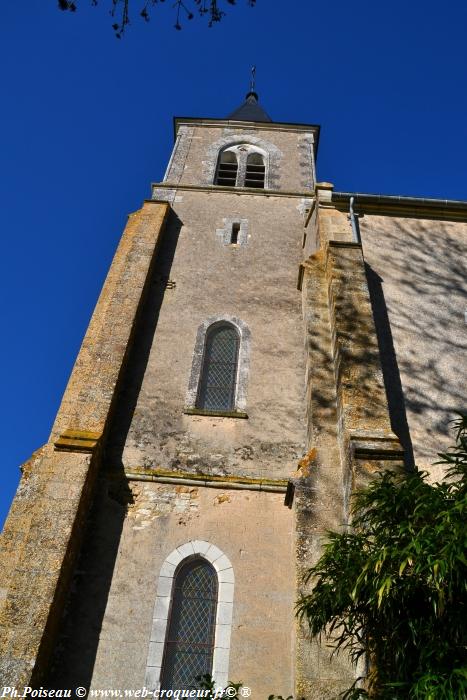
[0,90,405,698]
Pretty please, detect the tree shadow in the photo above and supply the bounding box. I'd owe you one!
[365,263,415,469]
[360,216,467,471]
[45,209,182,691]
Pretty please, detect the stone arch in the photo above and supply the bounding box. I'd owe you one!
[145,540,235,690]
[203,133,283,189]
[185,315,251,412]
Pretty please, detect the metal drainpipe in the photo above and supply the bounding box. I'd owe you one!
[349,196,362,244]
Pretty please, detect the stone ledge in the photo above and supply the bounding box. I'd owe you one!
[149,183,314,199]
[327,240,362,249]
[121,467,287,493]
[349,432,404,460]
[54,429,101,453]
[184,407,248,419]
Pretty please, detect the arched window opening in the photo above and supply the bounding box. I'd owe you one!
[160,559,218,690]
[245,152,265,188]
[215,151,238,187]
[213,145,268,189]
[196,323,239,411]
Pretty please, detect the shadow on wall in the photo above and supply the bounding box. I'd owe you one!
[45,210,183,691]
[365,263,415,469]
[45,476,133,691]
[361,217,467,469]
[108,209,184,467]
[300,216,465,544]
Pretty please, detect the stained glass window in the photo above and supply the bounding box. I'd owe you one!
[196,323,239,412]
[160,559,218,690]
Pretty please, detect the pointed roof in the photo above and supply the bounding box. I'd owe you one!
[227,91,272,123]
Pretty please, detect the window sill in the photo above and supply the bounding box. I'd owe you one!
[184,408,248,419]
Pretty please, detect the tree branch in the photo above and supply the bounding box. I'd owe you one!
[58,0,256,37]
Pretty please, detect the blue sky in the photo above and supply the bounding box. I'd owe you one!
[1,0,467,527]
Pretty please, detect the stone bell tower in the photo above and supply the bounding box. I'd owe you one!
[0,89,403,698]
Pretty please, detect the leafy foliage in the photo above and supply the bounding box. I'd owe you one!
[297,414,467,699]
[196,673,243,698]
[58,0,256,37]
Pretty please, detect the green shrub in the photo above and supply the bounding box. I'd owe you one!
[297,414,467,699]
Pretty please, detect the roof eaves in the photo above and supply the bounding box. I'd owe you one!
[332,191,467,220]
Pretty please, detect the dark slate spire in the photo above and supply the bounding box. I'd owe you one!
[227,91,272,123]
[228,69,272,122]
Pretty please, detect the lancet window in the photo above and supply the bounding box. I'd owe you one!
[196,323,239,412]
[160,559,218,690]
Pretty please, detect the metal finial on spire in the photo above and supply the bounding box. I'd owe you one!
[250,65,256,94]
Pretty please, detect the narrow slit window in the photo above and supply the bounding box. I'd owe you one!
[215,151,238,187]
[244,152,265,188]
[231,223,240,244]
[160,559,218,690]
[196,323,239,411]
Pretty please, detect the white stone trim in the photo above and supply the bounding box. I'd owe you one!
[216,217,249,247]
[163,125,194,184]
[185,315,251,412]
[145,540,235,691]
[215,144,268,189]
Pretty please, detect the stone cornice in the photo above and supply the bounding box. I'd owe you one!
[121,467,288,493]
[173,117,320,160]
[150,182,314,200]
[174,115,320,138]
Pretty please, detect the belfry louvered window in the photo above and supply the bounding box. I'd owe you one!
[160,559,218,690]
[215,150,238,186]
[214,145,268,189]
[196,323,239,411]
[244,152,265,188]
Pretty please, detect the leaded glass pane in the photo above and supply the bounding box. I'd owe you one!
[160,560,217,690]
[197,324,239,411]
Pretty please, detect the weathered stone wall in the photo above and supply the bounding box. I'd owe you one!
[108,189,308,481]
[293,187,404,698]
[296,242,353,699]
[361,215,467,477]
[164,123,317,193]
[48,480,295,698]
[44,120,315,696]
